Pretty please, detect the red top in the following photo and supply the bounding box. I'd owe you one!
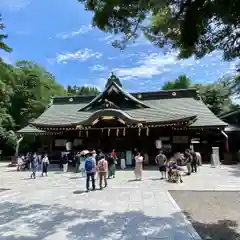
[111,151,117,158]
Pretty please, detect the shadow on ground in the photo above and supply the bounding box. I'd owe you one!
[226,165,240,178]
[0,201,194,240]
[184,212,240,240]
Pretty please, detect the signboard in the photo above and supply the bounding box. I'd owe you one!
[173,136,188,143]
[55,139,67,147]
[73,139,83,146]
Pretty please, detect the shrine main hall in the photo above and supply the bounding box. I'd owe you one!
[18,78,228,165]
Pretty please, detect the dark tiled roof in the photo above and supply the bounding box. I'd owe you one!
[30,86,226,128]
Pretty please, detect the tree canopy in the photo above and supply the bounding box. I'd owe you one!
[0,15,12,53]
[162,75,191,90]
[79,0,240,60]
[162,74,239,115]
[67,85,99,96]
[0,59,100,153]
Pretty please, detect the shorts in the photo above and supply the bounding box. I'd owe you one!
[159,166,166,172]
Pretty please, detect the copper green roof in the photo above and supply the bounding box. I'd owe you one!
[17,125,46,134]
[28,83,226,129]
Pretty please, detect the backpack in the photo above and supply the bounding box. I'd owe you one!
[85,158,93,172]
[98,160,105,171]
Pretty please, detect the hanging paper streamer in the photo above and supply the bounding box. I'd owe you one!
[146,127,149,136]
[116,128,119,136]
[79,130,81,137]
[66,141,73,151]
[86,130,88,137]
[138,128,141,136]
[108,128,110,136]
[123,128,126,136]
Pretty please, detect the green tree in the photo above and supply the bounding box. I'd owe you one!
[162,75,191,90]
[10,60,68,128]
[78,0,240,60]
[161,74,237,115]
[0,15,12,53]
[67,85,99,96]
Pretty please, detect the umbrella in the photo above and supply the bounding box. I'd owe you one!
[80,150,89,156]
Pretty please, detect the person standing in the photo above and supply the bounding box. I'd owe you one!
[80,153,87,177]
[191,150,198,173]
[75,152,81,173]
[184,149,192,175]
[97,155,108,189]
[155,149,167,180]
[30,153,38,179]
[108,149,117,178]
[62,153,69,173]
[41,154,50,176]
[85,151,96,192]
[134,152,144,180]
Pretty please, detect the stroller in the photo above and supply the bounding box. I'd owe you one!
[167,160,183,183]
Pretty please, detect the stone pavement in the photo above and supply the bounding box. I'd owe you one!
[0,163,239,240]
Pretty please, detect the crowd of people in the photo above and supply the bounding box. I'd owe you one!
[16,148,202,190]
[17,153,49,178]
[154,148,201,183]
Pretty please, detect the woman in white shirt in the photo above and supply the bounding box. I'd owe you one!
[134,152,143,180]
[42,154,50,176]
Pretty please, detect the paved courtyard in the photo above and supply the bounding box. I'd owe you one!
[0,163,240,240]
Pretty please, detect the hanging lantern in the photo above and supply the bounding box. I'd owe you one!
[108,128,110,136]
[138,127,141,136]
[146,127,149,136]
[123,128,126,136]
[116,128,119,136]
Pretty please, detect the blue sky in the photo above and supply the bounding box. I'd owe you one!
[0,0,239,93]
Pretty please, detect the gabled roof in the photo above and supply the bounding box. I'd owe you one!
[28,87,226,129]
[79,81,150,111]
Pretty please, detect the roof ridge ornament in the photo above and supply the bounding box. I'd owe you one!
[105,72,122,88]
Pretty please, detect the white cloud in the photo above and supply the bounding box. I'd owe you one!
[89,64,107,72]
[56,25,92,39]
[114,51,179,80]
[49,48,102,64]
[0,0,31,11]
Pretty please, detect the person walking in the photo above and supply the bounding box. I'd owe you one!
[85,151,96,192]
[30,153,38,179]
[134,152,143,180]
[41,154,50,176]
[97,155,108,189]
[155,149,167,180]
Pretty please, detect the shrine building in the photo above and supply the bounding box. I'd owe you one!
[17,78,228,165]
